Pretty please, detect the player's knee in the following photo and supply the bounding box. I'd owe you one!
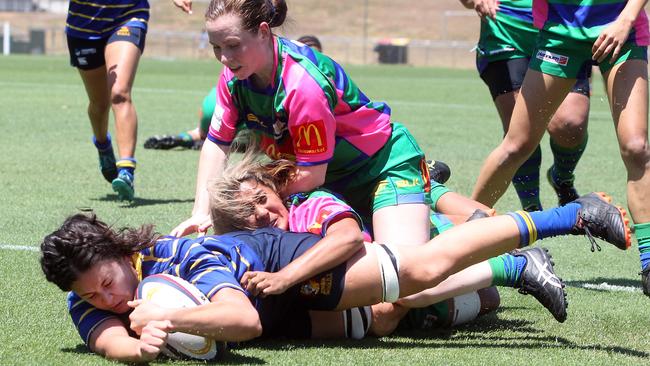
[110,86,132,105]
[619,137,650,168]
[501,138,538,164]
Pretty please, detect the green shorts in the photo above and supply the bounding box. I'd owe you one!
[325,123,434,220]
[529,30,648,78]
[199,87,217,135]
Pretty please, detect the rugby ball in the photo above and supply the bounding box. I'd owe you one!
[135,274,227,361]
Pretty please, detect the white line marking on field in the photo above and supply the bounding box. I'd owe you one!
[581,282,640,293]
[0,244,38,252]
[0,80,615,117]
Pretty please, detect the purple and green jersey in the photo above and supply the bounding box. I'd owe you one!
[65,0,149,40]
[533,0,650,44]
[207,36,393,184]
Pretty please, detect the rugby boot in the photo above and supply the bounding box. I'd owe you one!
[144,134,192,150]
[427,160,451,184]
[641,267,650,297]
[112,170,135,201]
[513,247,568,323]
[571,192,631,251]
[547,167,579,206]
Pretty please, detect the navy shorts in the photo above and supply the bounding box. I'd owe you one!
[66,26,146,70]
[480,57,591,100]
[226,228,347,338]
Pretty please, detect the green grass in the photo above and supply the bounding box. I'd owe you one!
[0,54,648,365]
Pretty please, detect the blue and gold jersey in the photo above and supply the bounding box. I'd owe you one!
[65,0,150,40]
[68,234,265,346]
[67,228,342,344]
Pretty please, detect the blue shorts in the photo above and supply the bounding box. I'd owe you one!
[66,26,146,70]
[226,229,347,338]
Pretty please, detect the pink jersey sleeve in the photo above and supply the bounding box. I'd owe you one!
[282,58,337,165]
[289,196,360,237]
[207,70,240,144]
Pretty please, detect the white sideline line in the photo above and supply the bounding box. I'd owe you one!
[581,282,639,293]
[0,244,39,252]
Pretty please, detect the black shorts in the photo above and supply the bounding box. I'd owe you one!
[66,26,146,70]
[479,57,591,100]
[227,228,347,338]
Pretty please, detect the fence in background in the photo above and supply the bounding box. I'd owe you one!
[0,9,478,68]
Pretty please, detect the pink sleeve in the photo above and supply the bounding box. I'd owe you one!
[289,196,360,236]
[207,70,240,144]
[283,62,337,165]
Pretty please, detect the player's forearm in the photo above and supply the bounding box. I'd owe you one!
[617,0,647,26]
[166,300,262,342]
[94,334,150,363]
[278,218,364,286]
[281,164,327,196]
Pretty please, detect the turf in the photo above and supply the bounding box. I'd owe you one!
[0,54,648,365]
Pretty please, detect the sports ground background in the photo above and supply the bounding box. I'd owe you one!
[1,1,650,365]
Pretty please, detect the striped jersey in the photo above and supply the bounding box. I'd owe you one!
[207,37,393,183]
[67,234,263,345]
[65,0,149,40]
[286,189,371,241]
[532,0,650,44]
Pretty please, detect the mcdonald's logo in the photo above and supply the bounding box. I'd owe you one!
[261,136,296,161]
[291,120,327,155]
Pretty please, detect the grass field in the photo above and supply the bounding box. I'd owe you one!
[0,54,648,365]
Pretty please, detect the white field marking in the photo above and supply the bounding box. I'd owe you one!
[581,282,640,293]
[0,244,39,252]
[0,80,615,117]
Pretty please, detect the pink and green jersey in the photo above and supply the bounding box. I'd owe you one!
[533,0,650,44]
[286,190,372,242]
[208,36,393,184]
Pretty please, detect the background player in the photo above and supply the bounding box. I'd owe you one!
[460,0,590,211]
[470,0,650,294]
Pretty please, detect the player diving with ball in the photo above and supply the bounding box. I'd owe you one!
[40,189,629,362]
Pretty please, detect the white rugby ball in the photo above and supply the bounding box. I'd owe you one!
[135,274,227,361]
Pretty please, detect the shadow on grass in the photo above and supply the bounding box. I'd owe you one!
[244,314,648,359]
[564,277,641,292]
[92,195,194,207]
[61,343,265,365]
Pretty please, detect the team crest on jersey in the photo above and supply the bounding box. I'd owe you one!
[536,50,569,66]
[291,120,327,155]
[300,273,333,296]
[116,27,131,37]
[246,113,260,124]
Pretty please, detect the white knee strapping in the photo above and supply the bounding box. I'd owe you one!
[342,306,373,339]
[375,243,401,303]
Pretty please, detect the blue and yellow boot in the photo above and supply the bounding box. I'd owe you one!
[112,158,136,201]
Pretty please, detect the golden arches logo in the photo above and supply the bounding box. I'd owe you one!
[295,124,323,148]
[292,120,326,154]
